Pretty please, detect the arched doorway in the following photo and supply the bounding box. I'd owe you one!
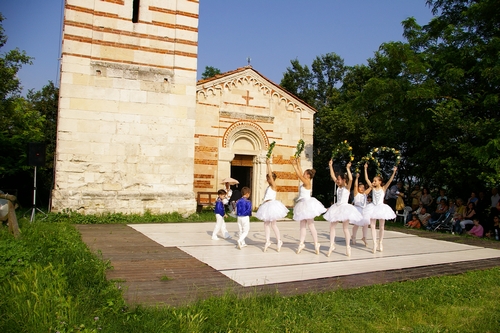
[231,155,253,189]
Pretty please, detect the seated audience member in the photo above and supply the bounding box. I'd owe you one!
[410,185,422,210]
[418,207,431,228]
[429,198,449,224]
[435,189,448,208]
[419,187,433,209]
[467,218,483,237]
[454,198,466,220]
[488,188,500,231]
[448,198,457,216]
[492,215,500,240]
[467,191,478,206]
[406,214,421,229]
[476,191,489,222]
[458,202,477,233]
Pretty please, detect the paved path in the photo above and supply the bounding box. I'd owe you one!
[76,222,500,307]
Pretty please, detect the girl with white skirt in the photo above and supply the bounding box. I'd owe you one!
[291,157,326,254]
[323,160,362,257]
[255,159,289,252]
[364,163,397,253]
[351,172,372,247]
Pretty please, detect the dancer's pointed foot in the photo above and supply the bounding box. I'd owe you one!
[379,241,384,252]
[297,243,305,254]
[277,240,283,252]
[372,242,377,254]
[361,237,367,247]
[346,245,351,257]
[264,241,271,252]
[327,243,335,257]
[237,239,243,250]
[351,236,356,245]
[315,243,320,255]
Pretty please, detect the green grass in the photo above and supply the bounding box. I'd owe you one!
[1,216,499,332]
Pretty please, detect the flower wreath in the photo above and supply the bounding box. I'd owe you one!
[294,139,305,158]
[359,146,401,176]
[266,141,276,159]
[331,140,354,162]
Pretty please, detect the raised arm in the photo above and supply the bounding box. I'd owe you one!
[291,158,310,187]
[328,159,336,181]
[266,159,276,190]
[354,173,360,196]
[345,162,353,191]
[382,166,398,192]
[364,163,373,188]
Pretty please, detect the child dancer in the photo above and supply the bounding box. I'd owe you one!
[212,189,231,240]
[236,187,252,249]
[364,163,397,253]
[351,172,372,246]
[291,157,327,254]
[323,160,362,257]
[255,159,289,252]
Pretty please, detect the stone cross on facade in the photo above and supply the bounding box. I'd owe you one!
[242,90,253,106]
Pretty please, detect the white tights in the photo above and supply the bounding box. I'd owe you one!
[299,219,318,244]
[329,221,351,246]
[264,220,281,243]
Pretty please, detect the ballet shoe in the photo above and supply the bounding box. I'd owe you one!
[351,236,356,245]
[297,243,305,254]
[237,239,243,249]
[379,241,384,252]
[277,240,283,252]
[372,242,377,254]
[346,245,351,257]
[264,241,271,252]
[315,243,320,255]
[327,244,335,257]
[361,237,367,247]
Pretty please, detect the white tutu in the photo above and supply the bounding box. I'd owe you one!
[255,200,289,221]
[293,197,327,221]
[323,203,363,223]
[368,203,396,220]
[351,205,371,226]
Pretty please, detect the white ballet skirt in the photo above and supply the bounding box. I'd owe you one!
[293,185,326,221]
[255,187,289,221]
[368,188,396,220]
[323,187,362,223]
[352,193,371,226]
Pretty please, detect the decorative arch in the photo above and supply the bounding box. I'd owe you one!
[222,121,269,150]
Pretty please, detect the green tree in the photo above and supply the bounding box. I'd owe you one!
[0,13,37,177]
[402,0,500,190]
[200,66,222,80]
[281,0,500,199]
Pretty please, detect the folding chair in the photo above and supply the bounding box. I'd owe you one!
[396,206,413,224]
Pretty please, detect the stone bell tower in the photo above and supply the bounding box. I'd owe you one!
[52,0,199,214]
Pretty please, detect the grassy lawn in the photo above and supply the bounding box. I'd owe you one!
[1,213,499,332]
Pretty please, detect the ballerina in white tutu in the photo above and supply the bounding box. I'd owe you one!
[351,172,372,247]
[323,160,362,257]
[364,163,397,253]
[255,158,289,252]
[291,157,326,254]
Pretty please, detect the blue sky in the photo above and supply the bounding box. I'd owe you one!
[1,1,435,94]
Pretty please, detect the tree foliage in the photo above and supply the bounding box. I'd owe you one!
[281,0,500,200]
[0,13,58,207]
[200,66,222,80]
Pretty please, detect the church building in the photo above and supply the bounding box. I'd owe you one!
[51,0,316,214]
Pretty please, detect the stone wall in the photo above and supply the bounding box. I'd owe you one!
[194,68,316,208]
[52,0,199,214]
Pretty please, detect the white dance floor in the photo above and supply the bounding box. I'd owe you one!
[130,221,500,287]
